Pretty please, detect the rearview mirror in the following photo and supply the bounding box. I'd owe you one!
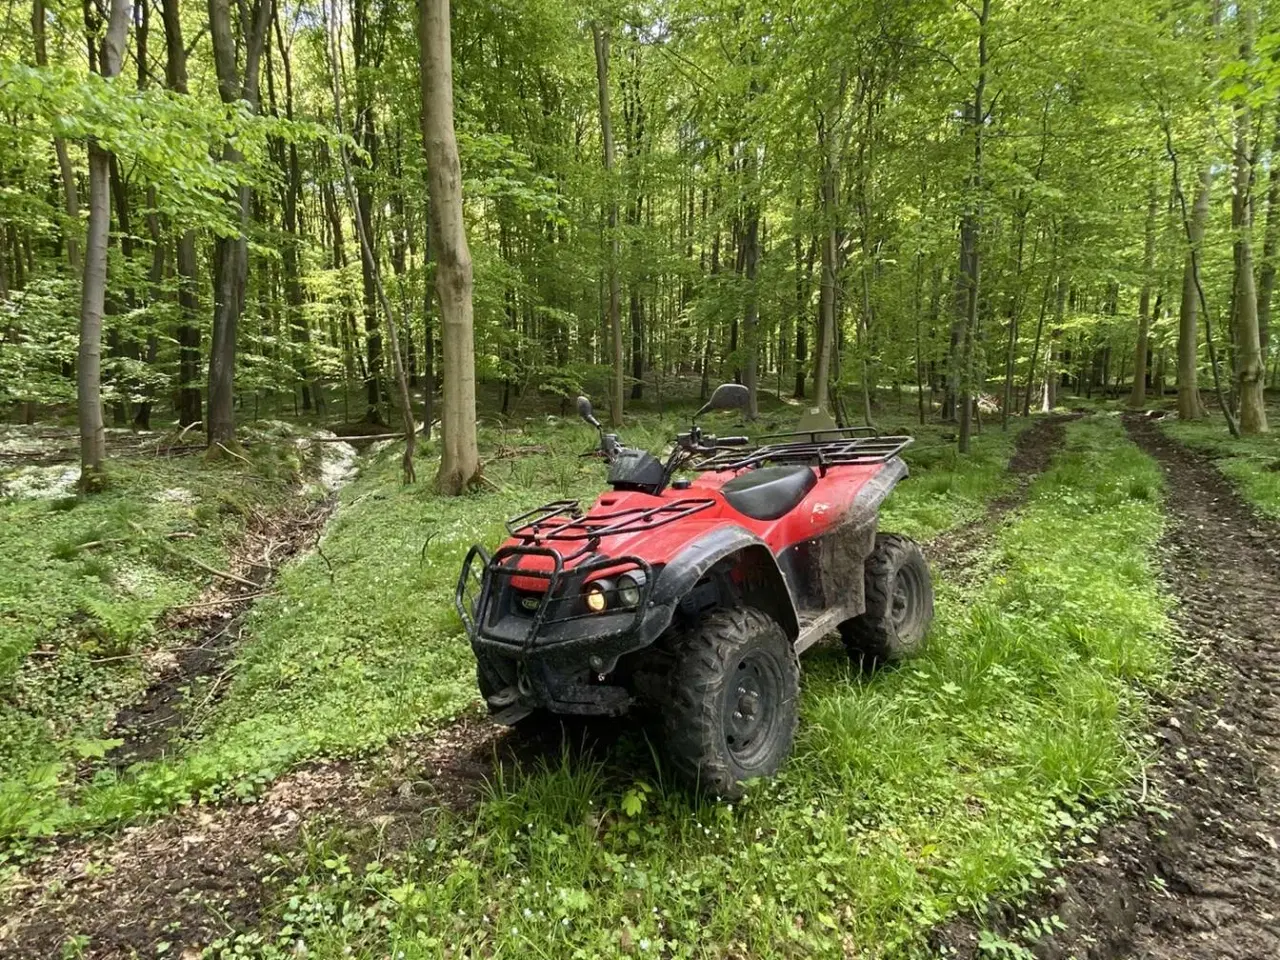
[576,395,601,429]
[696,383,750,418]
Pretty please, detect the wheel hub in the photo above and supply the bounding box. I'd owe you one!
[891,565,920,628]
[723,652,782,768]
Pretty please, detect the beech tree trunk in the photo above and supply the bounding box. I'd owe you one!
[353,0,384,422]
[1257,109,1280,361]
[956,0,988,454]
[274,4,315,414]
[592,23,624,426]
[78,0,131,490]
[741,198,760,419]
[418,0,480,494]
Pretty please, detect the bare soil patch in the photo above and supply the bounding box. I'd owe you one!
[935,413,1280,959]
[0,705,640,959]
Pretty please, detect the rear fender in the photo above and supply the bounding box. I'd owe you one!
[644,526,799,643]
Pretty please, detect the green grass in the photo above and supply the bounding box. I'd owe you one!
[878,417,1025,540]
[205,416,1172,959]
[0,410,1030,849]
[0,431,321,848]
[1160,415,1280,519]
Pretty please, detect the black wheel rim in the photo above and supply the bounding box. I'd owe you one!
[890,563,922,632]
[722,650,784,769]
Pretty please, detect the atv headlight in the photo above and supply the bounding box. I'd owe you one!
[616,570,647,608]
[584,578,613,613]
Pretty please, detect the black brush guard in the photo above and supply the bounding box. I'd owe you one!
[456,496,720,715]
[456,543,655,652]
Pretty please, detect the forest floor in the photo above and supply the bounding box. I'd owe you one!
[1,399,1278,958]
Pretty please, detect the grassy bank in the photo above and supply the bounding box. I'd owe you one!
[211,416,1171,959]
[0,431,329,849]
[0,411,1025,848]
[1159,415,1280,519]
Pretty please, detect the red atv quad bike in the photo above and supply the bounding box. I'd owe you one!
[456,384,934,797]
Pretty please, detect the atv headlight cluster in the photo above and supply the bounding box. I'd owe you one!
[582,570,647,612]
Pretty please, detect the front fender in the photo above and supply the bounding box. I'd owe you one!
[642,525,800,644]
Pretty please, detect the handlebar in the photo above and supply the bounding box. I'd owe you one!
[716,436,751,447]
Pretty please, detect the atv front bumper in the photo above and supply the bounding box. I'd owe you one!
[455,544,666,716]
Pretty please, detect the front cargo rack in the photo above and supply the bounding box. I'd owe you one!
[696,434,913,474]
[506,497,716,548]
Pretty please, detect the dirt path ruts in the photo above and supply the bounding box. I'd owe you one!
[938,413,1280,960]
[928,413,1076,580]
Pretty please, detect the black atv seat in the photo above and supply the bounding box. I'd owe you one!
[721,465,817,521]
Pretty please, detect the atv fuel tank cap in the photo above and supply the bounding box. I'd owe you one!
[672,478,692,490]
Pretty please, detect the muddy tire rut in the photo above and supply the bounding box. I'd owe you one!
[938,413,1280,960]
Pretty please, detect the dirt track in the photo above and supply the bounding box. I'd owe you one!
[939,414,1280,959]
[928,413,1074,582]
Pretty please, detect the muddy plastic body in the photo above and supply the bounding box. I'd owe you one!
[456,417,913,724]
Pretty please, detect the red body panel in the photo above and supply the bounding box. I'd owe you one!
[502,462,889,584]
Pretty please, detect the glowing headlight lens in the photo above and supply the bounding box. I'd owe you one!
[616,571,647,607]
[584,579,612,613]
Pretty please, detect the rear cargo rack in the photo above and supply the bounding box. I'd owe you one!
[696,434,913,475]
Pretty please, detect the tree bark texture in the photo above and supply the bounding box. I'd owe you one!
[418,0,480,494]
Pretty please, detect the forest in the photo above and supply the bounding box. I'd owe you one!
[2,0,1280,958]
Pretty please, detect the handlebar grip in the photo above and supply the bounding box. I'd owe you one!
[718,436,751,446]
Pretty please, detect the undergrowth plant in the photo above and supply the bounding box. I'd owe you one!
[208,416,1172,959]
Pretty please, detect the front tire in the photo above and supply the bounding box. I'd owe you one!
[840,533,933,666]
[663,607,799,799]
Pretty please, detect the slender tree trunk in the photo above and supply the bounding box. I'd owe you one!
[78,0,131,490]
[418,0,479,494]
[32,0,81,272]
[956,0,989,454]
[1042,275,1066,412]
[793,230,811,399]
[160,0,202,426]
[206,0,272,448]
[326,0,416,480]
[1170,153,1213,421]
[592,23,624,426]
[1176,177,1210,419]
[274,4,314,414]
[742,200,760,419]
[1129,177,1159,407]
[1257,109,1280,360]
[352,0,383,422]
[813,99,842,414]
[1231,12,1269,434]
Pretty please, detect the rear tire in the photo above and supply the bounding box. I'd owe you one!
[663,607,799,799]
[840,533,933,667]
